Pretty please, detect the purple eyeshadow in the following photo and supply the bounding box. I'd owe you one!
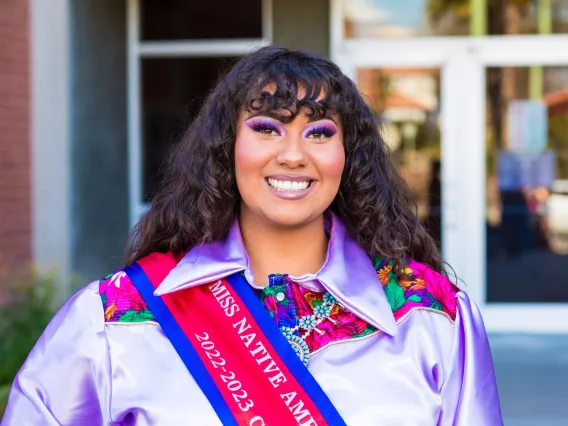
[245,118,283,135]
[304,122,337,139]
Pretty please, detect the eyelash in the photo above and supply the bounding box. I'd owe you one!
[305,125,337,140]
[249,120,282,136]
[247,119,337,140]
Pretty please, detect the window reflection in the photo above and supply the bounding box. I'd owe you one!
[488,0,568,35]
[358,67,443,247]
[343,0,469,37]
[486,66,568,303]
[343,0,568,38]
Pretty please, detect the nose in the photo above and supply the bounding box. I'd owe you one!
[275,133,308,169]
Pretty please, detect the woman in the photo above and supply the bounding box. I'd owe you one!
[2,47,503,425]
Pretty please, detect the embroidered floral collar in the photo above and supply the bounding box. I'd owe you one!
[99,253,459,364]
[155,212,399,336]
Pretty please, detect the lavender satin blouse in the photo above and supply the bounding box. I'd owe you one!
[2,215,503,425]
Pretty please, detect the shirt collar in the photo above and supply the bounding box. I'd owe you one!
[155,212,398,336]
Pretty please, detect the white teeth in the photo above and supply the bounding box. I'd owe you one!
[267,178,310,192]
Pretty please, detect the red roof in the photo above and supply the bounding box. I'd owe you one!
[544,89,568,115]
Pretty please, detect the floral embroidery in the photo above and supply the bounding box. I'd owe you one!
[374,257,458,322]
[377,264,392,285]
[97,255,458,367]
[260,276,376,358]
[99,271,156,323]
[260,258,459,362]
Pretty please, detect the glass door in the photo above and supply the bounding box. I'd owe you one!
[357,67,443,248]
[485,65,568,304]
[332,0,568,332]
[474,37,568,332]
[332,35,481,301]
[334,50,483,309]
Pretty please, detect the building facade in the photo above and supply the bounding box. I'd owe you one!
[1,0,567,332]
[0,0,30,273]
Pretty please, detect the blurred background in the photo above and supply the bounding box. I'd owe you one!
[1,0,567,424]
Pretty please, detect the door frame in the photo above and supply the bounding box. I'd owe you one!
[330,0,568,333]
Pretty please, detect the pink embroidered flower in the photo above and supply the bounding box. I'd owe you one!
[305,311,368,351]
[408,260,458,318]
[101,271,145,313]
[323,312,366,338]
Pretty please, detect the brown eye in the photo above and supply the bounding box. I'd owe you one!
[248,120,282,136]
[260,128,277,136]
[310,132,324,140]
[305,123,337,140]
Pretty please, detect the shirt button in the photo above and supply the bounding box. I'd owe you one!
[276,292,286,302]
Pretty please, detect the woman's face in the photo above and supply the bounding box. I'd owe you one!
[235,109,345,228]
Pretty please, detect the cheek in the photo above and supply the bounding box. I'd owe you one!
[317,143,345,184]
[234,132,271,194]
[235,134,260,177]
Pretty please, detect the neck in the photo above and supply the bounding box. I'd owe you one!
[239,211,328,286]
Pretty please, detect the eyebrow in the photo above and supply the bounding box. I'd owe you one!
[245,112,338,126]
[307,116,337,125]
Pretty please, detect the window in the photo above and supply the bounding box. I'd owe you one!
[142,57,239,200]
[128,0,271,224]
[485,65,568,302]
[358,67,443,247]
[140,0,263,40]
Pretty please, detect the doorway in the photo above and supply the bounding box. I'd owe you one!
[331,0,568,332]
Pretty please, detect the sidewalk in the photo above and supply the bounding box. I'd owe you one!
[489,334,568,426]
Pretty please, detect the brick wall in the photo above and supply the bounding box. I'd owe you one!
[0,0,31,273]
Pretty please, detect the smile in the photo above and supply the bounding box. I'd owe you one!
[267,178,311,192]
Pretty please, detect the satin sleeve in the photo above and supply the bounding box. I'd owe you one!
[1,281,113,426]
[439,291,504,426]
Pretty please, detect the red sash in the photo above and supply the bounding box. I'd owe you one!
[126,252,346,426]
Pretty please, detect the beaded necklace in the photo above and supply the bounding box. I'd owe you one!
[279,292,339,366]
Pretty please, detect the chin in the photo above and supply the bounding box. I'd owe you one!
[260,207,320,228]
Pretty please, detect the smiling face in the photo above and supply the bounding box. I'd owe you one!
[234,110,345,228]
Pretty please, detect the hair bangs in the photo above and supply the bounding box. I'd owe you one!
[241,56,346,123]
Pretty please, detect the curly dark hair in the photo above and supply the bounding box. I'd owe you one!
[125,46,445,276]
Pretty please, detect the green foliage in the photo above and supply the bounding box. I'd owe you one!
[0,383,9,419]
[0,271,61,388]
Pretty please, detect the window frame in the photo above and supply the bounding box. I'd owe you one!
[127,0,272,226]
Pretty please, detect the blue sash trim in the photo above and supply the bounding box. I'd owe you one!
[226,274,348,426]
[124,263,239,426]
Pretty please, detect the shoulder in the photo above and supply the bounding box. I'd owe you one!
[372,257,460,323]
[98,270,157,324]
